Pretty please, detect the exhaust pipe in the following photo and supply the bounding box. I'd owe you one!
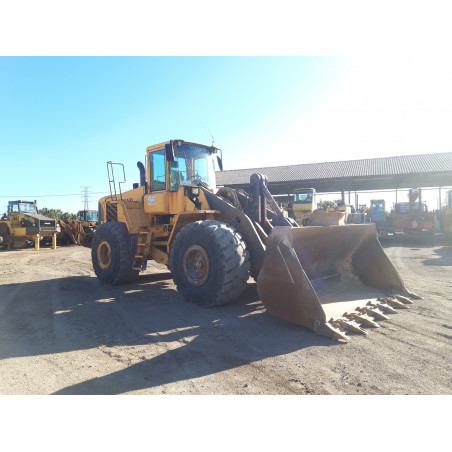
[137,161,146,188]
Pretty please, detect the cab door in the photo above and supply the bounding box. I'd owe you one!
[8,202,20,228]
[143,149,169,215]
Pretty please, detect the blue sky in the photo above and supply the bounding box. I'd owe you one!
[1,56,452,213]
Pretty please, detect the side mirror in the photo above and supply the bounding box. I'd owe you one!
[217,155,223,171]
[165,141,175,162]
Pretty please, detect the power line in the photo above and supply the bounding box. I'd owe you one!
[0,192,109,198]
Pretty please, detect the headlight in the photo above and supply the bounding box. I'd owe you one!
[191,187,200,196]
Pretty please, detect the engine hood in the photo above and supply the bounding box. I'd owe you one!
[24,213,56,223]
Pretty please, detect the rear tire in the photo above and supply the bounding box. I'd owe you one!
[91,222,139,285]
[170,220,250,306]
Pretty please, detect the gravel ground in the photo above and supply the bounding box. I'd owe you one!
[0,237,451,395]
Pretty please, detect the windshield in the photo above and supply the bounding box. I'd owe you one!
[371,200,385,220]
[169,143,216,191]
[9,201,38,214]
[86,210,98,222]
[372,200,384,210]
[79,210,98,222]
[396,202,428,213]
[293,190,314,204]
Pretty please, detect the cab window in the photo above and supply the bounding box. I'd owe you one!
[87,211,98,222]
[149,150,166,191]
[294,192,313,203]
[8,202,19,213]
[169,152,190,191]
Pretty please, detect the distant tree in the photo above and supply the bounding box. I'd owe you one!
[39,208,76,221]
[317,200,335,211]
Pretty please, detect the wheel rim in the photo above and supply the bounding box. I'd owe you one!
[97,240,112,270]
[183,245,210,286]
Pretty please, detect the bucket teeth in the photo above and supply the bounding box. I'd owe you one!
[380,297,409,309]
[406,290,423,300]
[343,312,380,328]
[357,306,390,321]
[394,294,414,304]
[367,301,397,314]
[318,321,350,341]
[331,318,367,335]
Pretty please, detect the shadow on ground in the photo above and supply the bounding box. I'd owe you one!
[421,246,452,266]
[0,273,342,394]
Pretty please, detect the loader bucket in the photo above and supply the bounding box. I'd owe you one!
[307,209,346,226]
[257,224,415,340]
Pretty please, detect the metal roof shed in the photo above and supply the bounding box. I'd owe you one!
[216,151,452,195]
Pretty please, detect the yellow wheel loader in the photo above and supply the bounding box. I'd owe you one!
[58,210,98,247]
[91,140,420,341]
[0,200,59,250]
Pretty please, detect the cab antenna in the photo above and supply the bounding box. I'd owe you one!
[202,127,215,147]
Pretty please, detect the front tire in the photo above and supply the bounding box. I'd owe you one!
[170,220,250,306]
[91,222,139,285]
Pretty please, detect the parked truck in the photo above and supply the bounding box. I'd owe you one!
[392,189,435,237]
[289,188,317,226]
[0,200,59,249]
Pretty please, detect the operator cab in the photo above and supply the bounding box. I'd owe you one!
[148,140,219,193]
[293,188,316,207]
[8,200,38,215]
[78,210,98,222]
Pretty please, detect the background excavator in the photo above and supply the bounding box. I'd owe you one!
[90,139,420,341]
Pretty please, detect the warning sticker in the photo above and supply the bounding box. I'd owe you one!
[148,196,156,206]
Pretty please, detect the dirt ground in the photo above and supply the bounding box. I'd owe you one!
[0,237,451,395]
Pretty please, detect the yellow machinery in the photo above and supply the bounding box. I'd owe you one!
[291,188,317,226]
[440,190,452,239]
[59,209,98,247]
[327,202,352,222]
[91,139,420,341]
[0,200,59,250]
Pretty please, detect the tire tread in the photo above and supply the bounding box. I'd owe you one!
[170,220,250,306]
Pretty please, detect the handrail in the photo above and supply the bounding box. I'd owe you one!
[107,161,126,201]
